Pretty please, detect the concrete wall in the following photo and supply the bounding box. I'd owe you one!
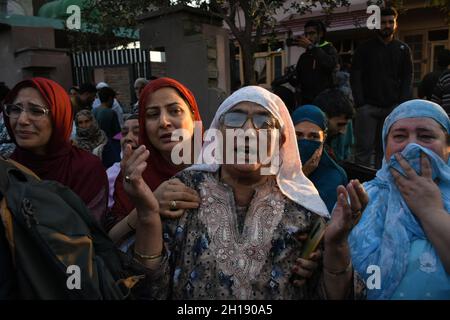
[140,8,230,127]
[104,66,132,112]
[0,26,72,90]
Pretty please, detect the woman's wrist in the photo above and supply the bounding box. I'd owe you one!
[126,214,136,231]
[323,260,352,276]
[324,237,349,251]
[323,240,351,269]
[416,207,447,225]
[134,247,163,260]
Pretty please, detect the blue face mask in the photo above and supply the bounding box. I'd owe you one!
[298,139,322,164]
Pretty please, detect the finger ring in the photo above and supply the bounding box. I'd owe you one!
[125,175,131,183]
[352,209,362,220]
[170,200,177,210]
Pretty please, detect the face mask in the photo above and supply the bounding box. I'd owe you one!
[298,139,322,164]
[389,143,438,180]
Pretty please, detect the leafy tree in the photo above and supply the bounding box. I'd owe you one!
[79,0,351,84]
[428,0,450,21]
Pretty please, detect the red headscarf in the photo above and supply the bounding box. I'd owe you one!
[3,77,108,212]
[110,77,202,222]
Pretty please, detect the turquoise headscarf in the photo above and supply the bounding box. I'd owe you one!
[349,99,450,300]
[292,105,347,212]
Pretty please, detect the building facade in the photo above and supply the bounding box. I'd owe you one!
[232,0,450,96]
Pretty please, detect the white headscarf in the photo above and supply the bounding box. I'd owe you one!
[96,82,109,90]
[188,86,329,218]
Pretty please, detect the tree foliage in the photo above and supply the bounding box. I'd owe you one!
[428,0,450,21]
[77,0,351,84]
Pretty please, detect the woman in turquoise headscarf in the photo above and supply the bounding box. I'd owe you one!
[349,99,450,300]
[292,105,348,212]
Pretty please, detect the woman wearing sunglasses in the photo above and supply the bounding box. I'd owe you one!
[2,77,109,222]
[105,78,202,245]
[122,86,367,300]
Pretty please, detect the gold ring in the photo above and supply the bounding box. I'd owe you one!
[170,200,177,210]
[125,175,131,183]
[352,209,362,225]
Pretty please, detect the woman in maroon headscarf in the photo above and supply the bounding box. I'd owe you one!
[3,77,108,222]
[106,78,202,242]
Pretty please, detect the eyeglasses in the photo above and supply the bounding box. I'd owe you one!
[220,111,280,130]
[3,103,50,120]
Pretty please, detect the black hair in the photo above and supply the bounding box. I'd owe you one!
[98,87,116,103]
[273,86,296,114]
[380,7,398,19]
[0,83,10,103]
[304,20,327,37]
[126,113,139,121]
[78,83,97,94]
[312,88,355,119]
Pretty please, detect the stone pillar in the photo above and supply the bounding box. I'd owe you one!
[139,5,230,127]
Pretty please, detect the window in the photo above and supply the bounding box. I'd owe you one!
[429,29,449,42]
[404,34,424,85]
[432,44,447,72]
[235,40,286,86]
[274,54,282,79]
[254,56,267,84]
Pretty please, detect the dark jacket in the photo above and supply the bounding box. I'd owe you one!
[419,70,445,100]
[0,206,16,299]
[350,36,413,109]
[93,107,121,139]
[432,69,450,114]
[296,41,339,104]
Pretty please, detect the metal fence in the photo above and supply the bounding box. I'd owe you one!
[71,48,152,85]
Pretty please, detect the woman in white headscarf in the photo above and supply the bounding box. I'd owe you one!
[122,86,367,300]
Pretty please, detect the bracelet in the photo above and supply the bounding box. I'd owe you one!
[126,216,135,231]
[134,249,163,260]
[323,261,352,276]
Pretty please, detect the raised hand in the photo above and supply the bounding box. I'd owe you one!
[297,35,313,49]
[325,181,368,246]
[121,144,159,223]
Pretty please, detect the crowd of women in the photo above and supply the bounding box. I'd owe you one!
[0,75,449,300]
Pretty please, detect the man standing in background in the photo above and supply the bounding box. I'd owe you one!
[295,20,339,104]
[351,7,413,168]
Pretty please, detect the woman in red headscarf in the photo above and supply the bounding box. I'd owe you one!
[3,77,108,222]
[106,78,202,242]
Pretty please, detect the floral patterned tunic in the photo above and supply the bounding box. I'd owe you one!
[142,170,365,300]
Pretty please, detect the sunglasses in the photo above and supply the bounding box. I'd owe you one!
[220,111,280,130]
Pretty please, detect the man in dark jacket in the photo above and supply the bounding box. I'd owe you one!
[295,20,339,104]
[431,50,450,114]
[93,87,121,139]
[351,7,413,168]
[420,49,450,100]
